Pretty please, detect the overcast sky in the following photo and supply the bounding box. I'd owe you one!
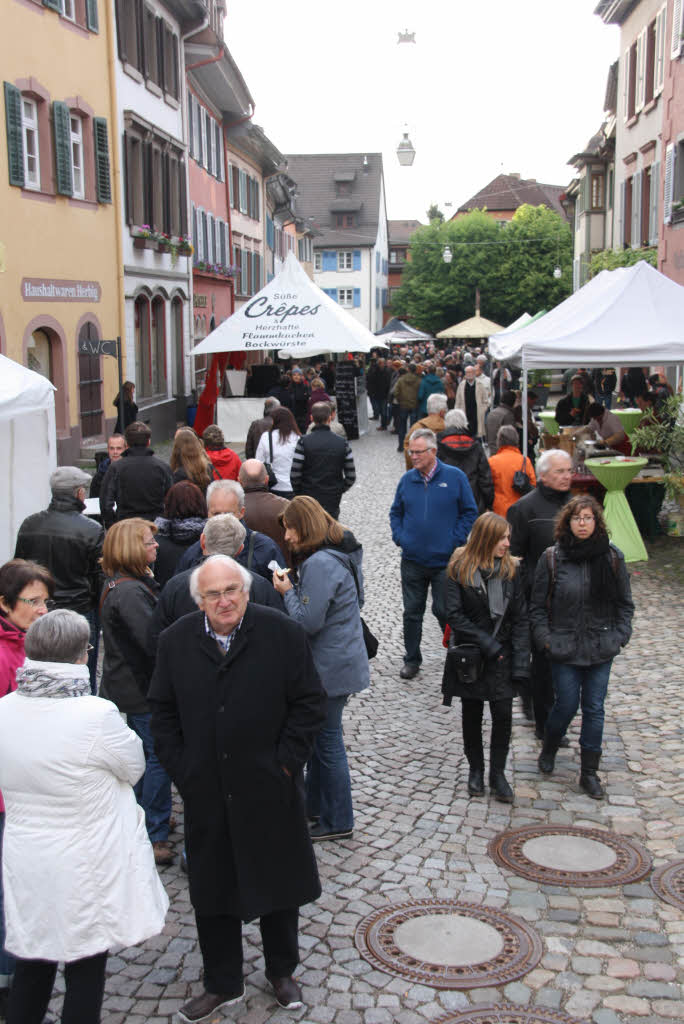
[226,0,620,223]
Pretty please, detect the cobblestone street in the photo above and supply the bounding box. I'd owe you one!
[69,428,684,1024]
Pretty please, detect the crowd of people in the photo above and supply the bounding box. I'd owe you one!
[0,341,653,1023]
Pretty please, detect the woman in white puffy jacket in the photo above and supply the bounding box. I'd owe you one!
[0,610,168,1024]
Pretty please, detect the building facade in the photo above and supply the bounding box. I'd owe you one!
[660,0,684,284]
[385,218,423,322]
[1,0,121,463]
[452,173,569,223]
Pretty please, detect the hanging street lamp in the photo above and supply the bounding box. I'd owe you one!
[442,246,453,264]
[396,131,416,166]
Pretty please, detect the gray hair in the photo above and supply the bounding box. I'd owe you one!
[202,513,246,557]
[426,393,448,414]
[24,609,90,664]
[444,408,468,431]
[410,428,437,450]
[206,478,245,509]
[497,425,520,448]
[264,397,280,415]
[189,555,251,605]
[537,449,572,476]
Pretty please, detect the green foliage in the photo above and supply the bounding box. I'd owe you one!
[589,247,657,277]
[426,203,444,224]
[629,395,684,501]
[391,205,572,336]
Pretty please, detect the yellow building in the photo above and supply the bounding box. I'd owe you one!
[0,0,123,463]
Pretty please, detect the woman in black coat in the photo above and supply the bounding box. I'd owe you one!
[437,409,494,513]
[529,494,634,799]
[113,380,138,434]
[442,512,529,803]
[153,481,207,587]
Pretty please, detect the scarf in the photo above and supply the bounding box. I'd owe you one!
[16,658,91,699]
[154,516,206,543]
[474,559,505,618]
[558,532,617,610]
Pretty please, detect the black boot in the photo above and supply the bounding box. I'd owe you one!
[489,769,514,803]
[579,748,605,799]
[467,765,485,796]
[538,733,561,774]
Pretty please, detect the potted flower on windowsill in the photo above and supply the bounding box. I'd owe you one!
[155,231,172,254]
[196,260,207,272]
[177,235,193,257]
[132,225,155,250]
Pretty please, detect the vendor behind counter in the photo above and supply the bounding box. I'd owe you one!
[586,402,631,455]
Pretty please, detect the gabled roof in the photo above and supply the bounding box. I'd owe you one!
[454,173,568,220]
[284,153,385,247]
[388,219,423,244]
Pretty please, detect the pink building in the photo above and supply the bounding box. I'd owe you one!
[660,0,684,285]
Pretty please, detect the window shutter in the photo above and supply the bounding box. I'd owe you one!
[192,203,197,260]
[207,213,215,263]
[353,288,361,308]
[219,220,226,266]
[672,0,682,58]
[231,164,239,209]
[631,170,642,248]
[188,94,194,161]
[216,122,223,181]
[200,107,206,169]
[635,29,646,111]
[114,0,127,61]
[353,250,361,271]
[266,214,274,249]
[3,83,25,187]
[622,48,630,120]
[323,288,337,300]
[92,117,112,203]
[375,287,379,308]
[179,158,187,235]
[239,169,247,213]
[201,210,208,261]
[649,160,660,245]
[618,179,626,243]
[255,179,260,221]
[43,0,61,10]
[655,6,666,94]
[664,144,675,224]
[53,101,73,196]
[322,250,336,272]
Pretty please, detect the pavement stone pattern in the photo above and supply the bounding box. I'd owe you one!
[56,428,683,1023]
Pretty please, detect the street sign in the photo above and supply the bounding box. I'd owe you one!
[78,337,118,357]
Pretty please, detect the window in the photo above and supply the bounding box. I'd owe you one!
[314,252,322,272]
[143,6,159,87]
[672,0,683,59]
[61,0,75,21]
[590,174,604,210]
[21,97,40,191]
[70,114,84,199]
[338,250,353,271]
[623,176,633,247]
[124,114,187,237]
[338,288,353,307]
[335,212,356,228]
[135,294,167,399]
[115,0,144,73]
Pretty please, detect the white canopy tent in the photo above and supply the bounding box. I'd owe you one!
[191,252,377,359]
[0,355,57,563]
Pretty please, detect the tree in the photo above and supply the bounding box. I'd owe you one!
[589,246,657,277]
[426,203,444,224]
[391,205,572,336]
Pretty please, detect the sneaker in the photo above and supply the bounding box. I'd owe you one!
[309,824,354,842]
[152,840,175,866]
[266,973,303,1009]
[178,986,245,1022]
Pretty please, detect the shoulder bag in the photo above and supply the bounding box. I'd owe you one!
[512,454,533,495]
[263,431,278,491]
[446,593,509,686]
[326,551,378,659]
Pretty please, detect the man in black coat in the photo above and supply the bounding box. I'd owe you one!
[555,375,591,427]
[366,356,392,428]
[289,402,356,520]
[149,555,326,1020]
[100,421,172,529]
[507,450,573,737]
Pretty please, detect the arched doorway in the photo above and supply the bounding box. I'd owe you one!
[26,329,52,379]
[77,321,103,439]
[171,296,184,397]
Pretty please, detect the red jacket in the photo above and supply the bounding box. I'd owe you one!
[0,615,25,812]
[207,447,242,481]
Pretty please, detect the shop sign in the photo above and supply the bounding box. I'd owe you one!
[193,294,208,307]
[22,277,101,302]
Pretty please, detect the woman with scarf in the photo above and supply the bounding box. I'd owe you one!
[530,495,634,798]
[442,512,529,803]
[272,496,369,843]
[153,481,207,587]
[0,609,168,1024]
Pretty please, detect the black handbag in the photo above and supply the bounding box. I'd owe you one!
[263,432,278,491]
[512,454,533,495]
[446,639,482,685]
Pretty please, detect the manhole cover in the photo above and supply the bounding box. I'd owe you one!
[488,825,651,887]
[354,899,542,989]
[435,1006,589,1024]
[651,860,684,911]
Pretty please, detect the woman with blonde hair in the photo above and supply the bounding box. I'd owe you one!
[99,519,173,865]
[170,427,217,493]
[273,496,368,842]
[442,512,529,803]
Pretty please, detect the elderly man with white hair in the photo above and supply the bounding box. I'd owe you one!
[507,449,573,736]
[149,555,326,1021]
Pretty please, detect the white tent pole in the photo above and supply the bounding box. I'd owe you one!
[522,351,528,459]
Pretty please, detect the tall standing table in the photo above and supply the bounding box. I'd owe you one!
[539,410,559,436]
[584,457,648,562]
[614,408,644,438]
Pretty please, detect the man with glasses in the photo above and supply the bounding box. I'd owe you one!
[14,467,103,692]
[390,429,478,680]
[149,555,325,1020]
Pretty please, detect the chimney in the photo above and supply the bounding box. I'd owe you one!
[509,172,520,179]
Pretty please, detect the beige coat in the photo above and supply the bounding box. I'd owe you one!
[455,378,489,436]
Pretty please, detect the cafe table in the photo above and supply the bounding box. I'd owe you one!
[614,408,644,438]
[539,410,559,436]
[584,457,648,562]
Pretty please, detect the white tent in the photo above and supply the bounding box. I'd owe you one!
[0,355,57,563]
[191,252,377,358]
[489,261,684,367]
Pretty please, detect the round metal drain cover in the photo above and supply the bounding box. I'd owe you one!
[488,824,651,887]
[651,860,684,911]
[435,1006,587,1024]
[354,899,542,989]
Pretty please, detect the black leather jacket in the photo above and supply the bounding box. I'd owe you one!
[100,446,172,529]
[14,494,104,613]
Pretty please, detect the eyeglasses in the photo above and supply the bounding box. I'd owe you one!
[18,597,55,610]
[571,515,595,524]
[408,448,430,456]
[201,586,244,603]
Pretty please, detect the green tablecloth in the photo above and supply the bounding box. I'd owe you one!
[584,458,648,562]
[614,408,644,438]
[539,410,559,436]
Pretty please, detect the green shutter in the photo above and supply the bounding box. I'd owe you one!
[86,0,99,32]
[4,82,25,187]
[43,0,61,11]
[53,101,73,196]
[93,117,111,203]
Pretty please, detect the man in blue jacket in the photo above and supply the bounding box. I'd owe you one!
[389,428,478,680]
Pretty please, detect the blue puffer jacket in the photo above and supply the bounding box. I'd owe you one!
[282,546,370,698]
[389,460,479,568]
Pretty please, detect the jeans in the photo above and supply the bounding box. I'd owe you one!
[400,558,447,667]
[127,713,172,842]
[547,660,613,752]
[396,409,411,448]
[0,813,15,989]
[84,607,99,695]
[305,695,353,832]
[196,909,298,993]
[7,951,107,1024]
